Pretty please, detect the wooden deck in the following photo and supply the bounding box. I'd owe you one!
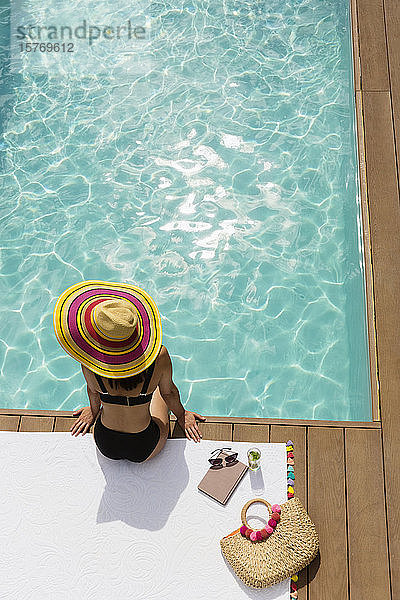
[1,0,400,598]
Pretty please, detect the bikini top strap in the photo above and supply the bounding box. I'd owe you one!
[94,372,108,394]
[140,361,155,395]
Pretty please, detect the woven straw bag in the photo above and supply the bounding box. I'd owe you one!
[220,497,319,588]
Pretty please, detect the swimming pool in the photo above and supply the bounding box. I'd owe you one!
[0,0,372,420]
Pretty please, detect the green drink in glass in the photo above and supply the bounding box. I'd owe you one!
[247,447,261,471]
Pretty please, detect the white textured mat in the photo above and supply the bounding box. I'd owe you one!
[0,433,290,600]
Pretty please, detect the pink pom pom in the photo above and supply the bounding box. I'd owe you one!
[250,531,258,542]
[240,525,248,536]
[256,531,263,541]
[268,518,277,528]
[266,525,274,534]
[260,529,269,539]
[271,504,281,513]
[271,512,280,522]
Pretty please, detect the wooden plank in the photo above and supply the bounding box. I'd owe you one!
[54,417,75,433]
[170,420,232,442]
[308,428,348,600]
[357,0,390,90]
[345,428,390,598]
[169,414,381,428]
[54,416,96,434]
[0,415,20,431]
[270,426,307,600]
[355,89,381,422]
[232,424,269,443]
[199,422,232,441]
[19,416,54,432]
[0,409,87,417]
[363,89,400,597]
[384,0,400,184]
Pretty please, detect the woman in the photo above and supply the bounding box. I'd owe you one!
[53,280,206,462]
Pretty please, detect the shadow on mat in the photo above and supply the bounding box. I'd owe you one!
[95,438,189,531]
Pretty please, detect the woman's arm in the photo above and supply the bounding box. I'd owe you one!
[81,364,101,417]
[158,348,206,442]
[87,385,101,417]
[158,350,185,419]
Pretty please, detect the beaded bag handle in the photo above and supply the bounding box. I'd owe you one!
[240,498,282,542]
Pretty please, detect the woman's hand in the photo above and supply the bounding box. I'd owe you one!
[177,410,206,443]
[70,406,96,437]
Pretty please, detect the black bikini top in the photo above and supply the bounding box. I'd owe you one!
[94,361,156,406]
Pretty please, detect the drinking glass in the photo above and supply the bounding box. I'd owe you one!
[247,447,261,471]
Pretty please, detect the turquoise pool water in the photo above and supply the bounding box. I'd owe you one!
[0,0,372,420]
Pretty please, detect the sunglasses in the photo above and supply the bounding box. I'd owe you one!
[208,447,239,467]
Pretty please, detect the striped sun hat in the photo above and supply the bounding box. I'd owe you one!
[53,281,162,378]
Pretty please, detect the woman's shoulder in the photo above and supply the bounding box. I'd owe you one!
[154,345,167,371]
[159,345,171,358]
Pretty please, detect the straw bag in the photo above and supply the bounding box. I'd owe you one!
[220,497,319,588]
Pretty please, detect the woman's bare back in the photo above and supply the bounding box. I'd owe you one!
[82,345,170,433]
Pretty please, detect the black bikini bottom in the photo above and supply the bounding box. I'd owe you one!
[93,414,161,462]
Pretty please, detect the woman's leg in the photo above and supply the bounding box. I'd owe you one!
[144,386,170,461]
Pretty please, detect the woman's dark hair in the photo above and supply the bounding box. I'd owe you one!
[106,367,148,392]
